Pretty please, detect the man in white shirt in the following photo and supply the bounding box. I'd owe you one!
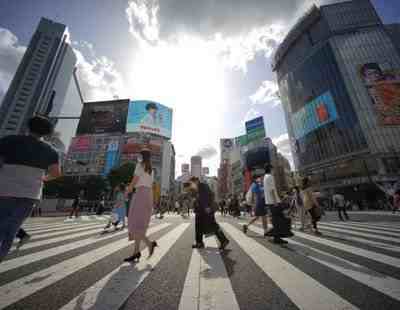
[332,192,349,221]
[263,164,292,244]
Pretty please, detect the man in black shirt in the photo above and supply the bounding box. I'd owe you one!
[0,116,61,261]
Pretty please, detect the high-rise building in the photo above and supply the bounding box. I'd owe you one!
[0,18,77,136]
[273,0,400,197]
[191,156,202,178]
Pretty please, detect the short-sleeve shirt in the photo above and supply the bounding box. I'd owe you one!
[134,163,153,188]
[251,182,265,206]
[0,135,59,200]
[332,194,345,208]
[263,174,280,204]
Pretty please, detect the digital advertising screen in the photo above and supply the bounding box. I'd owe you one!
[291,91,338,139]
[69,136,92,152]
[126,101,173,139]
[359,63,400,125]
[76,99,129,135]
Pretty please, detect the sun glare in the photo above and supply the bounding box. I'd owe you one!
[127,37,227,172]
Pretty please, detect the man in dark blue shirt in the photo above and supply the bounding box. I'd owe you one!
[0,116,61,262]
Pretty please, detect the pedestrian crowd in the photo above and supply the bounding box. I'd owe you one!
[1,115,400,263]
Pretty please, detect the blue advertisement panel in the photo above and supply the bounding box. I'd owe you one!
[245,116,265,134]
[102,141,119,176]
[291,91,339,139]
[126,101,173,139]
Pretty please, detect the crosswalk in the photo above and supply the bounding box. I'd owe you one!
[0,217,399,310]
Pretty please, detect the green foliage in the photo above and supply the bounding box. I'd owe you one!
[43,176,81,199]
[107,162,136,189]
[84,175,108,200]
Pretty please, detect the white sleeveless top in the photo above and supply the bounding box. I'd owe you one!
[135,164,153,188]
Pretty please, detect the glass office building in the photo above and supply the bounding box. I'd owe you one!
[273,0,400,198]
[0,18,77,136]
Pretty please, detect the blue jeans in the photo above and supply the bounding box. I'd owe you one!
[0,197,36,261]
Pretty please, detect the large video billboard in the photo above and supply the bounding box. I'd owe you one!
[76,99,129,135]
[126,101,173,139]
[291,91,338,139]
[359,63,400,125]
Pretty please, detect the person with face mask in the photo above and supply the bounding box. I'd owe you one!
[124,150,157,262]
[189,177,229,250]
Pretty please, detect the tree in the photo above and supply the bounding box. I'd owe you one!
[43,176,81,199]
[107,162,136,189]
[84,176,108,201]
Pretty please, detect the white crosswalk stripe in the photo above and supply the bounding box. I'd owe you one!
[222,223,359,310]
[179,237,240,310]
[60,224,190,310]
[1,219,400,310]
[0,223,170,309]
[244,224,400,301]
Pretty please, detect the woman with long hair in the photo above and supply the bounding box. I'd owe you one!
[124,150,157,262]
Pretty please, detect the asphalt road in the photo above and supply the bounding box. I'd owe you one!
[0,211,399,310]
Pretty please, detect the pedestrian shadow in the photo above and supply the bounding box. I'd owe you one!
[72,264,153,310]
[287,243,385,278]
[199,247,236,279]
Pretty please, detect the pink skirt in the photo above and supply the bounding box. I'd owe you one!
[128,187,153,240]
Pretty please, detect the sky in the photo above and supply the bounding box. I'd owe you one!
[0,0,399,176]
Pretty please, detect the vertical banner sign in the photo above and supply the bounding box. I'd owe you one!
[103,141,119,176]
[245,116,266,143]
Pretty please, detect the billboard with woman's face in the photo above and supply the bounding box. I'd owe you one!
[126,101,173,139]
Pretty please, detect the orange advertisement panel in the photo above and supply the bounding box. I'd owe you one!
[359,63,400,125]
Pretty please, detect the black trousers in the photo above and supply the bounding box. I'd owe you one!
[338,207,349,220]
[195,213,228,244]
[16,228,29,239]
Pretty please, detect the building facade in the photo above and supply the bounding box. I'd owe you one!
[190,156,202,178]
[0,18,76,136]
[273,0,400,198]
[65,99,175,195]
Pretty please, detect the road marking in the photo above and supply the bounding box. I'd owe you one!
[9,225,108,252]
[246,225,400,301]
[314,230,400,253]
[342,222,400,232]
[290,228,400,269]
[0,223,171,309]
[23,223,83,231]
[178,238,240,310]
[59,223,189,310]
[1,227,132,273]
[320,222,400,238]
[26,224,106,240]
[316,225,400,244]
[25,222,105,235]
[222,223,358,310]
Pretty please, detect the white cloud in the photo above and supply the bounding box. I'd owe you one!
[126,0,286,72]
[0,28,26,104]
[272,133,294,168]
[249,80,280,107]
[73,45,127,102]
[242,108,262,125]
[196,145,218,159]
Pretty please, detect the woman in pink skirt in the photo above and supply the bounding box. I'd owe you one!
[124,150,157,262]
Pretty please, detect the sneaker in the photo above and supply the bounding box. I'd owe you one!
[192,243,205,249]
[219,239,230,250]
[314,230,323,236]
[273,238,288,244]
[17,235,31,249]
[242,225,248,234]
